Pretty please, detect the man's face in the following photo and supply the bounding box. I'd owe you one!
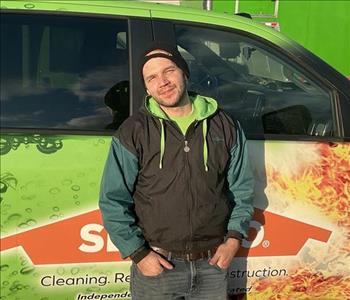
[142,52,187,108]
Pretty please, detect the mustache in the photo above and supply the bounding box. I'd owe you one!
[158,86,175,94]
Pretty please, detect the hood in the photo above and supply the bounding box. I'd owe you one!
[142,92,216,172]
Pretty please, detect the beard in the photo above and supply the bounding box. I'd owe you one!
[154,80,188,108]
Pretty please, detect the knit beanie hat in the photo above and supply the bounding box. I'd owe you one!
[139,42,190,83]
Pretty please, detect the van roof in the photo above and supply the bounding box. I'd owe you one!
[0,0,205,12]
[0,0,295,49]
[1,0,254,23]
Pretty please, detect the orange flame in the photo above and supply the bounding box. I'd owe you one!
[249,267,350,300]
[267,143,350,230]
[255,143,350,299]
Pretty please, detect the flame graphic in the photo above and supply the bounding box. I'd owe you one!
[251,143,350,299]
[266,143,350,231]
[249,267,350,300]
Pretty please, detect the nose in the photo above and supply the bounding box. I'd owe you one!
[158,74,170,87]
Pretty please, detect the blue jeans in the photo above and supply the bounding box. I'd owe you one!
[130,258,228,300]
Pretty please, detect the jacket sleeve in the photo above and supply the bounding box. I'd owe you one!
[226,123,255,239]
[99,136,146,259]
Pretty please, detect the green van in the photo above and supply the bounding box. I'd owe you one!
[1,1,349,299]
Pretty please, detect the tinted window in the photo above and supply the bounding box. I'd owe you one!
[1,14,130,130]
[175,25,334,137]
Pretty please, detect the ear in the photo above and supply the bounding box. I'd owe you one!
[146,89,151,95]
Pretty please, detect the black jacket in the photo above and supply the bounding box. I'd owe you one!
[99,93,254,262]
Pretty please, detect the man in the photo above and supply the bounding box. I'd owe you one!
[99,42,254,300]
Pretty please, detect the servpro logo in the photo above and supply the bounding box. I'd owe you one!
[0,209,331,265]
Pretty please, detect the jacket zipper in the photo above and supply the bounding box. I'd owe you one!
[184,138,193,251]
[184,122,199,251]
[168,120,199,251]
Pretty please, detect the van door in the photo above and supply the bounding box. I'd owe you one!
[0,12,151,300]
[155,21,350,299]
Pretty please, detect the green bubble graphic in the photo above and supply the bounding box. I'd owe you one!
[20,266,35,275]
[25,208,32,213]
[0,265,9,272]
[49,188,60,195]
[18,222,28,228]
[49,214,59,220]
[61,179,72,186]
[6,214,22,222]
[71,185,80,191]
[71,267,79,275]
[9,285,17,292]
[15,283,24,290]
[26,219,37,226]
[20,260,28,266]
[52,206,60,212]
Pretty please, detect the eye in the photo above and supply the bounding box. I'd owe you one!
[165,67,175,73]
[147,76,155,83]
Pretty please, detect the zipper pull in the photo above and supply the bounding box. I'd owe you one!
[184,140,190,152]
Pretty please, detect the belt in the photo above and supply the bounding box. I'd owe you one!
[151,246,218,261]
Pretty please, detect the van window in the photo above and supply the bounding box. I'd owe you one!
[175,25,334,138]
[0,14,130,131]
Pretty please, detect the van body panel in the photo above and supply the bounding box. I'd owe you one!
[1,137,349,299]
